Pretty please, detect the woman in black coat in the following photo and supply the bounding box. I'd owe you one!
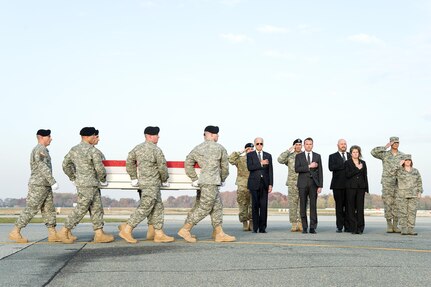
[344,145,369,234]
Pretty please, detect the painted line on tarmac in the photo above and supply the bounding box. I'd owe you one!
[198,240,431,253]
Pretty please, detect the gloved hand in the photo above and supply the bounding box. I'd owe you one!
[131,179,139,187]
[191,180,199,187]
[51,183,59,190]
[220,182,225,187]
[161,182,170,187]
[99,181,108,186]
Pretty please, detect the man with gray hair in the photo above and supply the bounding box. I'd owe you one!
[371,136,404,233]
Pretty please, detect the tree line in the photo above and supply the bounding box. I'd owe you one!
[1,191,431,210]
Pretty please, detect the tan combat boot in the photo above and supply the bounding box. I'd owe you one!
[154,229,175,243]
[297,222,303,232]
[118,223,138,243]
[94,229,115,243]
[392,219,401,233]
[8,226,28,243]
[68,230,78,241]
[47,227,61,242]
[178,223,197,243]
[291,222,297,232]
[243,221,249,231]
[57,227,75,244]
[386,219,394,233]
[407,228,418,236]
[214,225,236,242]
[147,224,155,240]
[401,227,408,235]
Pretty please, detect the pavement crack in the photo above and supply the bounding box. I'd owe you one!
[42,243,88,287]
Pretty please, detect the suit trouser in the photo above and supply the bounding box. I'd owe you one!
[299,178,318,230]
[346,188,366,232]
[333,188,349,230]
[250,179,268,232]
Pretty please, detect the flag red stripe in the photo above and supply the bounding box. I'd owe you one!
[102,160,199,168]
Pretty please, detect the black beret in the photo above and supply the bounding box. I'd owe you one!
[36,129,51,137]
[80,127,97,136]
[204,125,219,134]
[292,138,302,145]
[144,126,160,135]
[95,129,99,136]
[244,143,254,149]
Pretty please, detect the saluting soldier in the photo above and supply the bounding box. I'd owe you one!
[228,143,254,231]
[118,126,174,244]
[278,138,303,232]
[58,127,114,244]
[178,125,235,243]
[9,129,60,243]
[371,136,404,233]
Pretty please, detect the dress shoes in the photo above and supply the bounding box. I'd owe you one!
[302,229,308,234]
[336,228,343,233]
[309,228,316,234]
[259,230,267,233]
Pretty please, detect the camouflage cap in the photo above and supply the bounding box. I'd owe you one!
[389,136,399,143]
[402,154,412,161]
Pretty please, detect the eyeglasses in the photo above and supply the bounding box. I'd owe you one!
[255,143,263,145]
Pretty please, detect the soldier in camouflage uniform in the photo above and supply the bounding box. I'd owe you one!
[58,127,114,244]
[395,154,423,235]
[228,143,253,231]
[178,125,235,243]
[278,138,303,232]
[9,129,60,243]
[371,136,404,233]
[118,126,174,243]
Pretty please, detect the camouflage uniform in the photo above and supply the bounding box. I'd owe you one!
[63,141,107,230]
[16,144,57,228]
[126,141,169,229]
[395,166,423,231]
[184,139,229,228]
[277,149,301,225]
[371,146,404,221]
[228,151,251,223]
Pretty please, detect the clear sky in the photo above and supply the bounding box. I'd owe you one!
[1,0,430,201]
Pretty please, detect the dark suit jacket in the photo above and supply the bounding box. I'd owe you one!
[247,151,273,191]
[344,159,369,192]
[295,151,323,188]
[328,151,351,189]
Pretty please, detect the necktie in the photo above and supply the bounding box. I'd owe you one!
[258,152,262,161]
[307,153,311,164]
[342,152,346,162]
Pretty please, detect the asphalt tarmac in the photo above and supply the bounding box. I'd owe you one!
[1,215,430,287]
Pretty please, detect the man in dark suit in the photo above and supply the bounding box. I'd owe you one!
[247,137,273,233]
[328,139,351,233]
[295,137,323,234]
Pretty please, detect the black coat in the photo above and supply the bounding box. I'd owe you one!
[344,159,369,192]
